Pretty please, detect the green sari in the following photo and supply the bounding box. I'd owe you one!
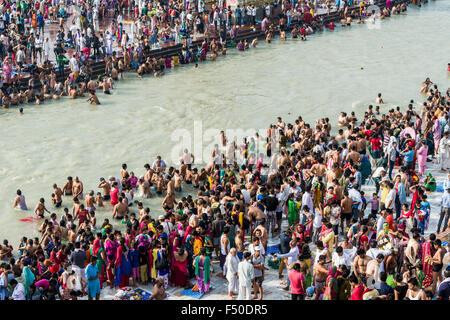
[194,255,211,284]
[288,200,300,226]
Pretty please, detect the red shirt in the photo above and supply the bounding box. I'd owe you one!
[360,235,369,247]
[351,283,365,300]
[371,138,382,150]
[77,209,88,224]
[110,188,119,205]
[288,270,306,295]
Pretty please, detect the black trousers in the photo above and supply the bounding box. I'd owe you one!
[437,207,450,233]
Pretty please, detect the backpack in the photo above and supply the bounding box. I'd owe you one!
[155,250,169,270]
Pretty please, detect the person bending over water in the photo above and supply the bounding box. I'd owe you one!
[87,90,100,105]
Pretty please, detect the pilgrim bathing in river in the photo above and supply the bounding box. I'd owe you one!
[2,74,450,300]
[1,0,450,302]
[0,0,412,108]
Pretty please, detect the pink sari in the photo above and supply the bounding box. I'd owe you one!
[417,145,428,175]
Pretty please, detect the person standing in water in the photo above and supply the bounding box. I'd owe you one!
[34,198,50,218]
[13,190,27,210]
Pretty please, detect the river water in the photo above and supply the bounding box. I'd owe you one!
[1,1,449,244]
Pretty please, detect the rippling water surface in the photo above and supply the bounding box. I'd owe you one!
[1,1,449,243]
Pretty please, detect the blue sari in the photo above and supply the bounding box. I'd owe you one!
[23,266,35,299]
[114,251,132,287]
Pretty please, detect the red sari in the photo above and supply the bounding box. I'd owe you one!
[421,240,435,288]
[171,255,188,287]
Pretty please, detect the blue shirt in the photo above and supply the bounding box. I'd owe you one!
[437,280,450,300]
[37,14,44,25]
[403,150,414,162]
[375,281,394,296]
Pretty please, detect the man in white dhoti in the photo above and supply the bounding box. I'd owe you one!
[438,131,450,172]
[225,248,240,300]
[237,251,254,300]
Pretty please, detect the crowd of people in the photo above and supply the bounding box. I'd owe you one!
[0,0,420,108]
[1,0,448,302]
[1,74,449,300]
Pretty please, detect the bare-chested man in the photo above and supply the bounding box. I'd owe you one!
[52,184,63,207]
[432,239,446,293]
[98,177,111,201]
[137,178,151,198]
[112,197,129,219]
[87,90,100,105]
[72,176,84,200]
[34,198,50,218]
[149,278,167,300]
[62,176,73,196]
[85,190,96,213]
[313,255,329,300]
[310,158,327,179]
[353,248,372,279]
[162,192,176,210]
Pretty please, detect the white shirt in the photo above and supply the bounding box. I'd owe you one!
[367,247,391,260]
[439,137,450,153]
[332,251,351,267]
[277,246,299,266]
[348,187,362,210]
[238,259,255,287]
[376,216,386,235]
[276,192,284,212]
[302,192,313,211]
[248,243,265,257]
[16,49,25,62]
[313,208,322,229]
[180,151,193,165]
[225,253,240,281]
[241,189,250,205]
[314,248,328,265]
[69,57,79,72]
[330,206,341,226]
[385,189,396,209]
[12,283,26,300]
[162,220,173,235]
[372,166,386,179]
[35,37,43,48]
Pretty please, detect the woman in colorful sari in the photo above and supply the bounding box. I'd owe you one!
[323,266,340,300]
[194,247,211,294]
[171,247,188,287]
[287,193,300,227]
[433,117,442,156]
[114,238,132,288]
[424,173,436,192]
[2,57,12,85]
[192,231,204,256]
[294,224,309,244]
[359,154,372,185]
[416,141,428,176]
[184,234,195,280]
[90,238,107,289]
[105,233,118,262]
[420,236,436,289]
